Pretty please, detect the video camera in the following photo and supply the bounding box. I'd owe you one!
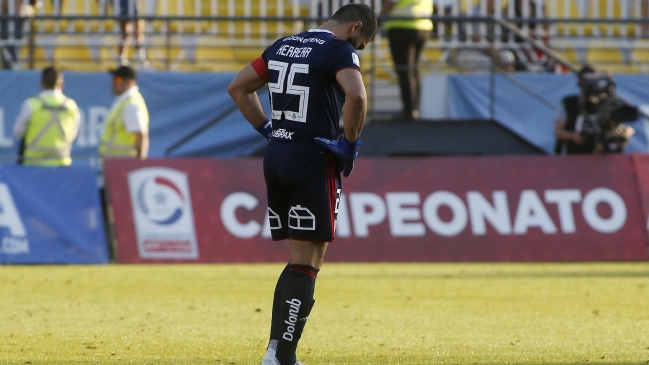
[578,73,638,153]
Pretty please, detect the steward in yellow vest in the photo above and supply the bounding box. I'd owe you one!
[379,0,433,120]
[13,66,80,166]
[382,0,433,32]
[99,65,149,159]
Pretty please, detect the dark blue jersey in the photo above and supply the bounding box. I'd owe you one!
[257,29,361,141]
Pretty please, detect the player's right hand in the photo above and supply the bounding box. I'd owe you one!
[255,117,273,141]
[314,136,362,177]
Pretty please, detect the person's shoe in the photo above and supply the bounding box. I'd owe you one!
[262,355,304,365]
[261,348,276,365]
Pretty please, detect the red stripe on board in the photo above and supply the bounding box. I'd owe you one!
[154,177,185,203]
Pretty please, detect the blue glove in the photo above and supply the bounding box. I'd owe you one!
[255,117,273,141]
[314,135,362,177]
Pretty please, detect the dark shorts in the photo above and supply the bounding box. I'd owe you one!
[263,140,341,242]
[119,0,138,15]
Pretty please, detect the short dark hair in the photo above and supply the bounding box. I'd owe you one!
[41,66,63,89]
[331,4,377,40]
[110,65,137,81]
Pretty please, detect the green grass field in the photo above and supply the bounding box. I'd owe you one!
[1,263,649,365]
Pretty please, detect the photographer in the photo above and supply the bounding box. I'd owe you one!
[554,65,637,155]
[554,65,595,154]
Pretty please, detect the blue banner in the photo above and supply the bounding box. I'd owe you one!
[446,73,649,154]
[0,165,108,264]
[2,71,648,158]
[0,70,269,161]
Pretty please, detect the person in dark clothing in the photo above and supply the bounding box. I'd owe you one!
[380,0,432,120]
[228,4,377,365]
[554,65,597,154]
[0,0,37,69]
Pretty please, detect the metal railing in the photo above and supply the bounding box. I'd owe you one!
[1,0,649,71]
[3,1,649,119]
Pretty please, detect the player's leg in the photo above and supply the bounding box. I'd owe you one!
[262,141,291,363]
[270,144,339,365]
[272,240,326,365]
[262,262,290,362]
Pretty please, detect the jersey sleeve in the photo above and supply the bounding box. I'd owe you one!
[251,57,268,83]
[251,44,277,83]
[328,42,361,75]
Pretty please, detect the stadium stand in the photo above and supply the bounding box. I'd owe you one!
[1,0,648,75]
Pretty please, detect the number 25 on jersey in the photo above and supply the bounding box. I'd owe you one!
[268,60,310,123]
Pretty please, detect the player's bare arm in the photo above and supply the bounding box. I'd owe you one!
[227,64,268,129]
[336,68,367,142]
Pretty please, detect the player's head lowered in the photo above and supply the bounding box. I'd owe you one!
[330,4,377,50]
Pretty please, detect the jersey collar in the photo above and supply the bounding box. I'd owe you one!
[307,28,334,35]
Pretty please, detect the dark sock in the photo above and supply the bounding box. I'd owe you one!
[274,264,319,365]
[269,263,291,347]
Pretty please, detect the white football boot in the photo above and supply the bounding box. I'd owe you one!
[261,350,277,365]
[264,356,304,365]
[261,340,304,365]
[261,340,277,365]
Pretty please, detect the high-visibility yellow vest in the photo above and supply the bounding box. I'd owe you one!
[99,90,149,158]
[384,0,433,31]
[23,95,78,166]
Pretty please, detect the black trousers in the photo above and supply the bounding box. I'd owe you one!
[387,28,430,119]
[0,17,24,69]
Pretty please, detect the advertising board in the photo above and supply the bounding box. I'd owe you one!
[0,165,108,264]
[105,156,649,263]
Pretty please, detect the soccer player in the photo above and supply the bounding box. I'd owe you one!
[227,4,377,365]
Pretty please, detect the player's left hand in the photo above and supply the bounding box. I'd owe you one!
[314,136,362,177]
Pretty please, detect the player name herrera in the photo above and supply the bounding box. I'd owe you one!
[276,45,313,58]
